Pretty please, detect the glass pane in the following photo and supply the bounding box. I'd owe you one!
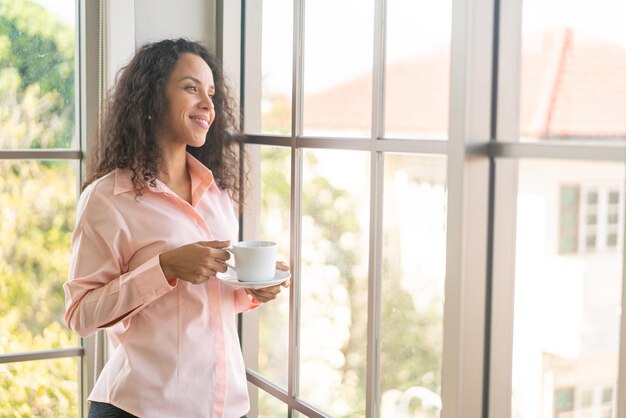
[384,0,452,140]
[380,154,446,417]
[0,357,79,417]
[554,388,575,412]
[0,160,78,351]
[299,149,370,416]
[0,0,76,148]
[602,387,613,403]
[244,0,293,135]
[512,160,625,418]
[254,145,291,388]
[258,389,289,418]
[303,0,374,137]
[519,0,626,142]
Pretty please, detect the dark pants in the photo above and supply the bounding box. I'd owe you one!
[88,402,138,418]
[89,401,248,418]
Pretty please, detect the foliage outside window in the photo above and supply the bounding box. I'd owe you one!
[0,0,79,416]
[246,1,449,417]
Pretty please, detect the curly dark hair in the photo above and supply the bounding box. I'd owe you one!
[85,38,245,200]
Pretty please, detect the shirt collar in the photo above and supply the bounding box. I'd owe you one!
[113,169,135,195]
[186,152,220,195]
[113,153,219,196]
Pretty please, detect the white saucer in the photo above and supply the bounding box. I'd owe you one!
[216,268,290,289]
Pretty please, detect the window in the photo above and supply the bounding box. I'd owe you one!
[584,189,599,250]
[554,387,575,416]
[606,190,620,248]
[581,186,623,252]
[580,389,593,407]
[8,0,626,416]
[602,386,616,418]
[0,0,82,415]
[507,0,626,416]
[240,0,450,417]
[514,162,624,418]
[233,0,626,417]
[559,184,623,254]
[602,386,614,404]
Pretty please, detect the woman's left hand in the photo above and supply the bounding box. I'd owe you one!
[245,261,290,303]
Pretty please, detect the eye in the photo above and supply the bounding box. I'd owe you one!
[185,85,198,93]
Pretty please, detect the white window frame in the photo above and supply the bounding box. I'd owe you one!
[218,0,626,417]
[228,0,493,416]
[491,3,626,418]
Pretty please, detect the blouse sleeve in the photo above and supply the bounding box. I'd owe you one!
[63,187,176,337]
[233,288,261,313]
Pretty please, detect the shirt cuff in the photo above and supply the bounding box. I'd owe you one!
[234,288,261,313]
[132,255,177,304]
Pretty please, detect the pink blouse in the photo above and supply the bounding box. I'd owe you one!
[64,153,259,418]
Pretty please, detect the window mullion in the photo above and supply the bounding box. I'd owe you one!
[366,0,387,416]
[78,0,105,414]
[442,0,495,416]
[487,0,522,416]
[289,0,306,416]
[618,173,626,418]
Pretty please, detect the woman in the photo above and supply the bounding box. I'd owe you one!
[64,38,288,418]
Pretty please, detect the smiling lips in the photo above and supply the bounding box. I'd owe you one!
[190,115,210,130]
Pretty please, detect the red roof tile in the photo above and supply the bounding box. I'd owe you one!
[521,28,626,138]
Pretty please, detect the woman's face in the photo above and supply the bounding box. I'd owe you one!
[159,53,216,149]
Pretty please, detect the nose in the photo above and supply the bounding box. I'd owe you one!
[199,92,214,110]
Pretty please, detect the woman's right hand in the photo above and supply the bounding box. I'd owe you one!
[159,240,231,284]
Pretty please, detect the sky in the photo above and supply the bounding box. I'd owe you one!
[34,0,74,24]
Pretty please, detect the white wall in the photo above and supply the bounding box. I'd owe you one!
[134,0,217,51]
[105,0,219,90]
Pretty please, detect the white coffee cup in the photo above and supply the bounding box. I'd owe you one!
[225,240,277,282]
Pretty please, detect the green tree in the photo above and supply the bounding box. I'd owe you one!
[0,159,79,418]
[0,0,75,148]
[0,0,79,416]
[256,107,443,418]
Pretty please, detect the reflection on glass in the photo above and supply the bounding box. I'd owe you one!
[300,149,370,417]
[0,357,78,415]
[303,0,374,137]
[384,0,452,140]
[380,154,446,417]
[254,145,291,388]
[0,0,76,149]
[1,160,78,352]
[513,160,624,418]
[520,0,626,142]
[245,0,293,135]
